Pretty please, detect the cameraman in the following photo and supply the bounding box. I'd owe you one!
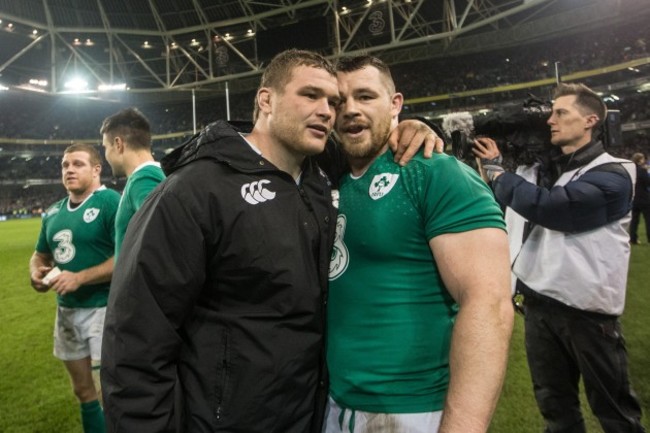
[473,83,645,433]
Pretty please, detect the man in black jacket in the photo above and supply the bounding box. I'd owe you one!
[630,152,650,244]
[101,49,439,433]
[101,48,339,433]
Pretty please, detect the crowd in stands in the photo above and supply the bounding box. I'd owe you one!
[1,21,647,142]
[393,24,648,99]
[0,184,65,217]
[614,93,650,123]
[1,21,649,217]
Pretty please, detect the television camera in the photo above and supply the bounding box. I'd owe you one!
[441,97,555,167]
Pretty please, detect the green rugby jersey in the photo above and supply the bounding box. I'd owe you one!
[328,150,505,413]
[36,186,120,308]
[114,162,165,257]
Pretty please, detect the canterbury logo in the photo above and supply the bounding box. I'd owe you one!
[241,180,276,205]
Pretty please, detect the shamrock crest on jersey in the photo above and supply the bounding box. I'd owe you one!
[83,208,100,223]
[369,173,399,200]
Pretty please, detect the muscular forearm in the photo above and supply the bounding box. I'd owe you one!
[29,251,54,292]
[51,257,115,295]
[439,296,514,432]
[76,257,114,286]
[29,252,52,276]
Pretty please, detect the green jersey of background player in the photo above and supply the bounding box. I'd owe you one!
[101,107,165,258]
[36,185,118,307]
[30,143,119,433]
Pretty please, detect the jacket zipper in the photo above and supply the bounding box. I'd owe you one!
[215,329,230,422]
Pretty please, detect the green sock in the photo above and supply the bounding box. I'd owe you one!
[80,400,106,433]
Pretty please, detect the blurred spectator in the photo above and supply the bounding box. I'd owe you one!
[630,152,650,244]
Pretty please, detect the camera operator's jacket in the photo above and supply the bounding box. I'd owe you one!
[493,140,635,315]
[102,120,337,433]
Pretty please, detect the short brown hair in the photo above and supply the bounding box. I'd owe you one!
[253,49,337,122]
[335,55,396,94]
[64,143,102,167]
[553,83,607,128]
[632,153,646,165]
[100,107,152,150]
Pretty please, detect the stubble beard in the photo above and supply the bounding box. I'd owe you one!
[339,118,392,161]
[272,116,326,159]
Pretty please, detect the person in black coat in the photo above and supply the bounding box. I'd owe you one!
[630,152,650,244]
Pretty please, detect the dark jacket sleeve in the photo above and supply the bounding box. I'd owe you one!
[492,164,632,233]
[101,177,208,432]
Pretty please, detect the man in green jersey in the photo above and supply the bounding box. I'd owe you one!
[29,143,119,433]
[326,56,514,433]
[100,108,165,257]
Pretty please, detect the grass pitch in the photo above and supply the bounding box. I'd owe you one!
[0,217,648,432]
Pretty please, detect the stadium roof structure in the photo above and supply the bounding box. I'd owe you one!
[0,0,647,97]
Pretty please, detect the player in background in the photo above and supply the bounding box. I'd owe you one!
[100,107,165,257]
[29,143,119,433]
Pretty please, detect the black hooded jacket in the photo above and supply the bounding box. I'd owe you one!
[102,121,337,433]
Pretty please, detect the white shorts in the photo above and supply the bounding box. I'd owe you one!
[53,306,105,362]
[323,396,442,433]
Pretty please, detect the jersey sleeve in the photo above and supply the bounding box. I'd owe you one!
[35,202,61,254]
[103,189,121,249]
[132,171,164,211]
[402,155,506,240]
[35,217,51,254]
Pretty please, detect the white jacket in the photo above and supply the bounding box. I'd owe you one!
[513,153,635,315]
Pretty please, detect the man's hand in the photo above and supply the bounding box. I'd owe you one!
[30,266,52,292]
[472,137,502,161]
[388,119,445,166]
[49,271,82,296]
[473,137,504,183]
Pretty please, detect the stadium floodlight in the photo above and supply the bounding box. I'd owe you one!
[29,79,48,87]
[98,83,127,92]
[64,77,89,92]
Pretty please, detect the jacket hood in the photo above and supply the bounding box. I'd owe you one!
[161,120,256,176]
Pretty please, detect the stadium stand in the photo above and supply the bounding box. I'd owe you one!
[1,18,649,219]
